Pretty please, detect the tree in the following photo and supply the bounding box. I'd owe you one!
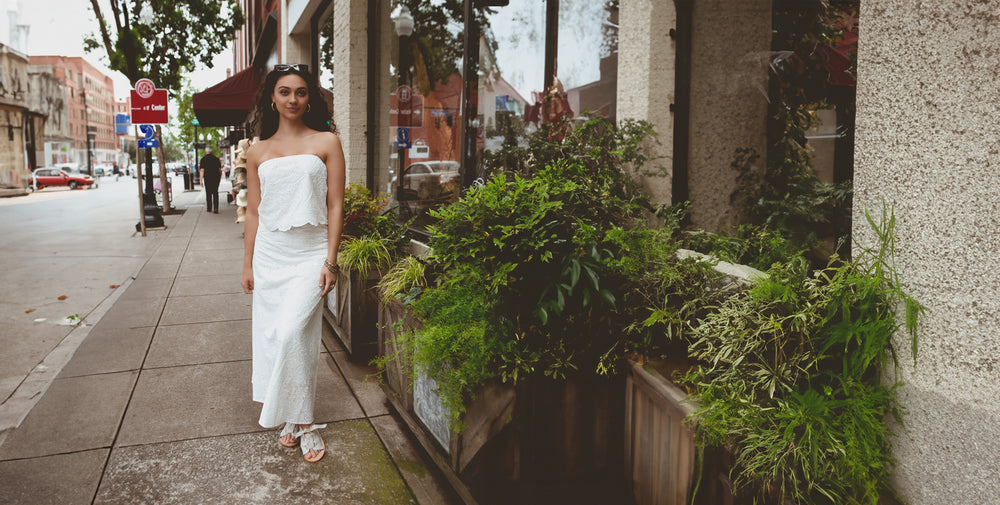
[319,1,494,93]
[173,79,225,150]
[84,0,244,210]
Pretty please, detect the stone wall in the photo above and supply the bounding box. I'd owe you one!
[853,2,1000,503]
[616,0,675,208]
[332,0,369,185]
[686,0,771,231]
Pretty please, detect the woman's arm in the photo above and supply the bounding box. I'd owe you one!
[241,146,263,294]
[319,133,346,297]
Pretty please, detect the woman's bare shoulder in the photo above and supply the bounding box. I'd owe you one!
[308,130,341,148]
[244,139,269,165]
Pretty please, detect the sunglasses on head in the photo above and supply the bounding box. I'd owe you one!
[274,64,308,73]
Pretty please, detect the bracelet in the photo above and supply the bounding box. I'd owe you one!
[323,259,339,274]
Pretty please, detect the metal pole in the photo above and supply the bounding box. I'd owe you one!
[459,0,480,191]
[137,148,146,236]
[193,123,200,185]
[398,31,410,198]
[544,0,559,91]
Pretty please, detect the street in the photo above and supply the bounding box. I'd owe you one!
[0,176,179,415]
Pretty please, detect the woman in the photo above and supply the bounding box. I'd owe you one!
[241,64,345,463]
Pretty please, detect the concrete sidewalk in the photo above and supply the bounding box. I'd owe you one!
[0,192,458,505]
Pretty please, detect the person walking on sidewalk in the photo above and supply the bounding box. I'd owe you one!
[241,64,345,463]
[200,146,224,213]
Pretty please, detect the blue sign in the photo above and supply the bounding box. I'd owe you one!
[393,127,411,149]
[430,109,450,117]
[115,114,130,135]
[137,124,159,149]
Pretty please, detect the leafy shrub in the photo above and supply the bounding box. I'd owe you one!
[342,184,387,239]
[377,255,427,305]
[338,183,410,276]
[681,223,806,272]
[682,207,923,505]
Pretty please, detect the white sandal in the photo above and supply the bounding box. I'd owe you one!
[278,422,299,448]
[289,423,327,462]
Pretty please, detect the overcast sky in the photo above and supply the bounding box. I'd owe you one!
[1,0,232,101]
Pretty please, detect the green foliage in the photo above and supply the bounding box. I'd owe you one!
[339,236,394,280]
[339,184,410,277]
[683,206,923,505]
[381,118,663,423]
[484,117,660,223]
[681,224,806,272]
[377,255,427,305]
[343,184,390,238]
[407,272,508,428]
[729,0,859,258]
[172,78,225,150]
[85,1,244,89]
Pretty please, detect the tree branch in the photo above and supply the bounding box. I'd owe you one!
[90,0,115,61]
[109,0,123,32]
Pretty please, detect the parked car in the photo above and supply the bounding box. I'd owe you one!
[26,167,95,190]
[393,160,460,200]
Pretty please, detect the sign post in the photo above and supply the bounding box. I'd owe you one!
[131,78,169,234]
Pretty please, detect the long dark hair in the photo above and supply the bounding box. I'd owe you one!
[248,65,337,139]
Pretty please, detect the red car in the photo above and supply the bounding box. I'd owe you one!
[27,168,95,190]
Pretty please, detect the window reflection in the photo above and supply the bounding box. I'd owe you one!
[385,1,618,231]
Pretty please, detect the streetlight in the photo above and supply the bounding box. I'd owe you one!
[192,118,201,186]
[394,6,414,198]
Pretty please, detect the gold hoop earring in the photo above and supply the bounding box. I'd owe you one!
[306,104,311,113]
[271,102,276,111]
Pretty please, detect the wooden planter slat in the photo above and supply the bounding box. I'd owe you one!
[323,266,381,362]
[625,360,698,505]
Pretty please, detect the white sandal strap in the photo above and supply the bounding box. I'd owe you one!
[279,422,298,438]
[299,429,326,455]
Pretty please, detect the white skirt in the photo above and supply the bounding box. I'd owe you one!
[251,223,328,428]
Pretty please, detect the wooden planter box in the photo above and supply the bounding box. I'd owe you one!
[323,266,381,362]
[377,301,628,505]
[626,357,788,505]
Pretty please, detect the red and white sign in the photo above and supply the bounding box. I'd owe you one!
[130,79,168,124]
[389,86,423,128]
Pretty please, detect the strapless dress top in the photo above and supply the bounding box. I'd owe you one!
[257,154,329,232]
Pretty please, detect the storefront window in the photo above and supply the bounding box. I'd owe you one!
[378,1,618,232]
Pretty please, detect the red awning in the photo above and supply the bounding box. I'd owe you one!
[193,66,261,127]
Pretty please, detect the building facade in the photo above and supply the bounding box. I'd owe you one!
[224,2,997,502]
[0,43,42,187]
[853,1,1000,502]
[29,55,117,170]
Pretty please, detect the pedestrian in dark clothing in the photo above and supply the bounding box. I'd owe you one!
[200,147,223,213]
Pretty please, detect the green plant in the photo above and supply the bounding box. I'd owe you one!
[342,184,389,238]
[406,271,508,428]
[338,183,411,278]
[681,224,806,272]
[377,255,427,305]
[683,205,923,505]
[338,235,393,279]
[376,119,667,425]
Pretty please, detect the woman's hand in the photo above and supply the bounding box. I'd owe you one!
[319,267,338,297]
[241,266,254,294]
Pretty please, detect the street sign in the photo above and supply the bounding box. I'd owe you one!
[137,124,159,149]
[130,79,168,124]
[389,87,423,128]
[193,142,207,149]
[393,127,412,149]
[115,114,130,134]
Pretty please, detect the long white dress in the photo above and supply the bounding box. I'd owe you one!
[251,154,329,428]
